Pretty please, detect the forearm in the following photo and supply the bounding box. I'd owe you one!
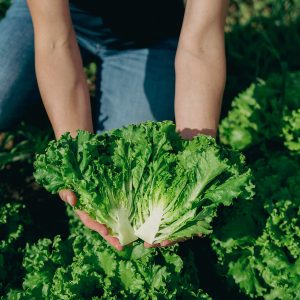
[28,0,93,139]
[175,0,228,139]
[175,45,226,139]
[35,34,93,138]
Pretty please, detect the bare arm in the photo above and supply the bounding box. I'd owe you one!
[175,0,228,138]
[27,0,93,138]
[27,0,123,250]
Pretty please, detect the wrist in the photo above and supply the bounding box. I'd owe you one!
[176,126,217,140]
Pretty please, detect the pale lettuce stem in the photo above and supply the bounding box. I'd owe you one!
[113,207,138,245]
[134,204,165,244]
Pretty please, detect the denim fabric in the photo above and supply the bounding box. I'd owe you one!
[0,0,178,132]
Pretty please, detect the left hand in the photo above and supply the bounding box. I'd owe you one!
[144,234,202,248]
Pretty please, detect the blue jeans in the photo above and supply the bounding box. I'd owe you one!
[0,0,178,132]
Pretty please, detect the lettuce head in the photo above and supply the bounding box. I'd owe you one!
[34,121,253,245]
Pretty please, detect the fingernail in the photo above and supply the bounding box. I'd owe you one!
[66,195,74,206]
[160,241,169,247]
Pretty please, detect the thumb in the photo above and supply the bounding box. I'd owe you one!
[59,189,77,206]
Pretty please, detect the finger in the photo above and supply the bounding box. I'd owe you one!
[144,242,160,248]
[102,235,123,251]
[75,210,123,251]
[75,210,108,236]
[160,238,190,247]
[59,189,77,206]
[160,240,176,247]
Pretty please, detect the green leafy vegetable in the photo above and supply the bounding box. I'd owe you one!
[34,121,253,245]
[0,123,51,169]
[7,228,211,300]
[282,108,300,154]
[0,200,27,295]
[219,72,300,152]
[211,154,300,299]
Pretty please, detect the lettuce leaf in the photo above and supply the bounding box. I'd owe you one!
[219,72,300,152]
[7,229,211,300]
[34,121,253,245]
[211,154,300,299]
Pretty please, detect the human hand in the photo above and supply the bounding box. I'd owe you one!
[59,190,200,249]
[58,189,123,251]
[143,234,202,249]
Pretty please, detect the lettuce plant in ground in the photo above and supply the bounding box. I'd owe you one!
[0,199,29,295]
[6,228,211,300]
[211,154,300,299]
[282,108,300,154]
[34,121,253,245]
[0,124,51,169]
[212,200,300,300]
[219,71,300,152]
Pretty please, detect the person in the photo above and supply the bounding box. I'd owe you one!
[0,0,228,250]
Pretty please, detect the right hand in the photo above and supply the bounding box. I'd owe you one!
[59,189,123,251]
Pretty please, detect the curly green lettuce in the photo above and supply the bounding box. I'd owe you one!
[34,121,253,245]
[219,71,300,152]
[0,201,27,295]
[282,108,300,154]
[0,124,51,169]
[212,200,300,300]
[6,229,211,300]
[211,154,300,299]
